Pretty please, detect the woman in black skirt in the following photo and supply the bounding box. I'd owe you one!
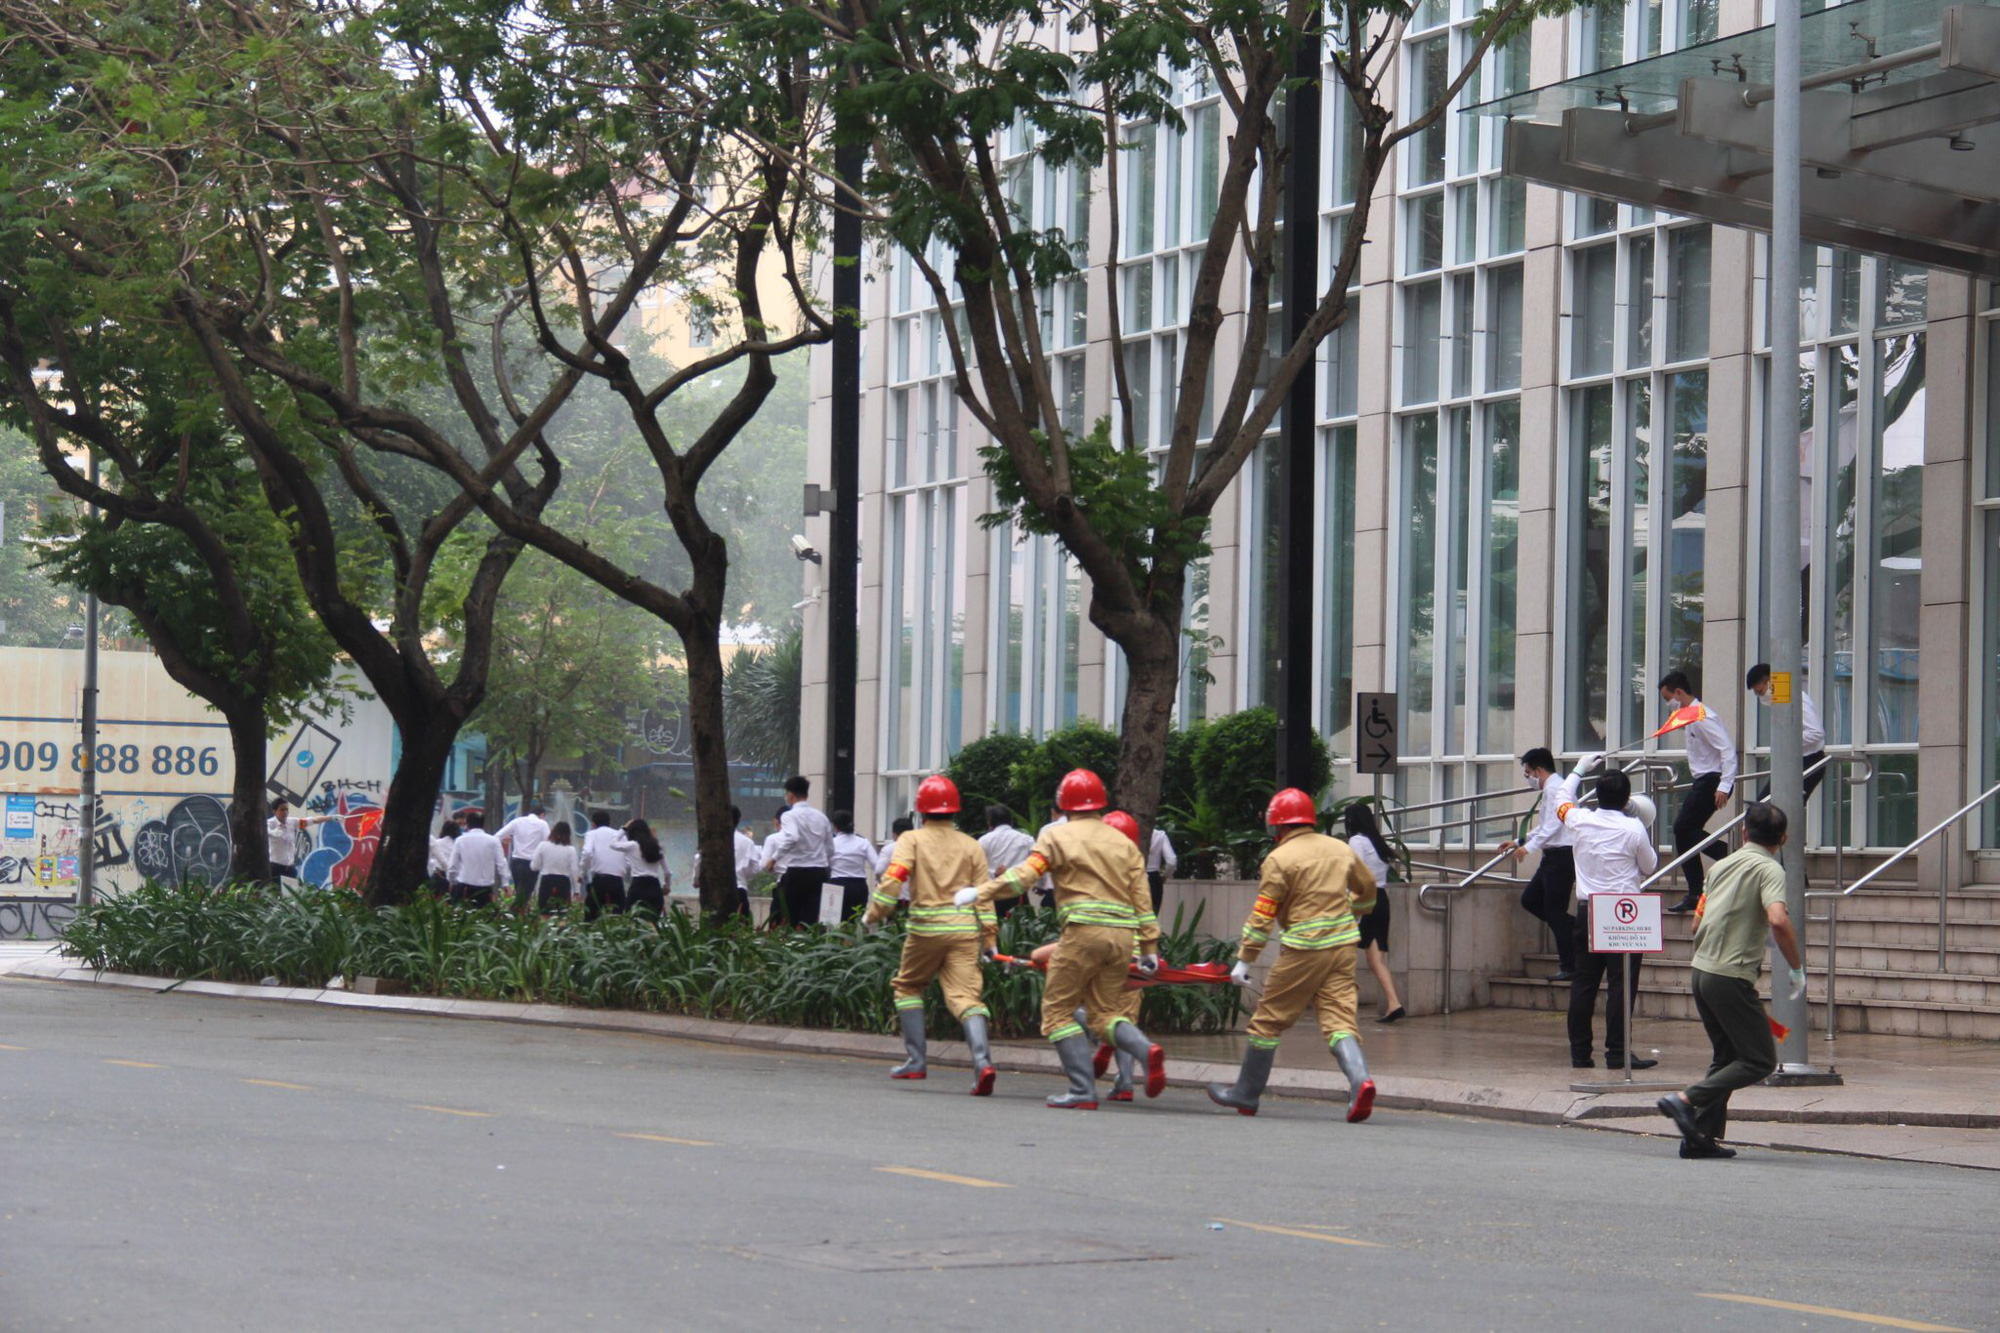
[614,819,669,916]
[529,821,580,914]
[1343,804,1406,1022]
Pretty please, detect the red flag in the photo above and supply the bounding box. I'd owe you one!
[1652,701,1709,738]
[1769,1017,1790,1042]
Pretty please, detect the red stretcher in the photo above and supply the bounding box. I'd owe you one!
[988,954,1238,989]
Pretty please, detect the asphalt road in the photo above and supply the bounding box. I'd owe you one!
[3,978,1995,1333]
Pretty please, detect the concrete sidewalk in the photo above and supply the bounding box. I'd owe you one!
[5,947,1994,1169]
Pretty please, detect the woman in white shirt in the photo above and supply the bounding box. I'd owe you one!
[529,821,582,915]
[427,821,460,897]
[827,809,879,922]
[612,819,669,916]
[1342,804,1406,1023]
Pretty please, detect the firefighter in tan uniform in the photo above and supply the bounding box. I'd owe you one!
[958,769,1165,1109]
[1208,788,1380,1123]
[864,775,998,1096]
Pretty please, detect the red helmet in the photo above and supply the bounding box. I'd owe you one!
[1266,787,1317,827]
[1103,810,1141,846]
[915,774,961,816]
[1056,768,1108,813]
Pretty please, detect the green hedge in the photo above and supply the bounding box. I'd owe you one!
[60,880,1242,1040]
[944,730,1039,832]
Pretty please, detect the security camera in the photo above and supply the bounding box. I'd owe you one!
[790,534,822,565]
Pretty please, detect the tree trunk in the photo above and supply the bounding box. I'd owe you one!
[224,702,274,883]
[365,717,460,907]
[683,614,741,921]
[1110,614,1183,837]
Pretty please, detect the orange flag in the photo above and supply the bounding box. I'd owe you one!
[1769,1018,1790,1041]
[1652,701,1709,738]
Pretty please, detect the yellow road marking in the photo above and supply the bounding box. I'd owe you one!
[104,1059,161,1069]
[1697,1294,1970,1331]
[1212,1217,1385,1248]
[616,1132,717,1147]
[876,1166,1010,1189]
[411,1104,493,1118]
[0,1043,26,1050]
[243,1079,312,1091]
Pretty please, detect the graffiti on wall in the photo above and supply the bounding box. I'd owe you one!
[0,897,75,940]
[300,781,383,890]
[130,795,234,889]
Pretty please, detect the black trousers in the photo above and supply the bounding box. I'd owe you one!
[509,857,537,912]
[1686,969,1778,1142]
[1672,772,1729,902]
[627,875,665,916]
[774,866,827,928]
[830,876,869,922]
[1757,752,1828,804]
[1568,905,1642,1064]
[586,872,626,921]
[535,873,572,915]
[1146,871,1165,916]
[450,881,494,908]
[1519,848,1578,972]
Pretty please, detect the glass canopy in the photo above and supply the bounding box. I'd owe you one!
[1468,0,1989,119]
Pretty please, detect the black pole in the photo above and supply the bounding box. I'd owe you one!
[827,135,863,815]
[1275,26,1321,793]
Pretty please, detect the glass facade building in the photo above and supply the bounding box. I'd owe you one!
[801,0,2000,874]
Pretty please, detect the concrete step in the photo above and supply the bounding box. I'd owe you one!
[1522,952,2000,1006]
[1486,974,2000,1041]
[1799,917,2000,950]
[1539,930,2000,972]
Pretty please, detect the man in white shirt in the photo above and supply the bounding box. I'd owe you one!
[1746,662,1828,803]
[579,809,626,919]
[692,804,767,919]
[772,775,834,928]
[1031,808,1067,905]
[977,806,1034,918]
[1555,759,1660,1071]
[447,811,509,908]
[1144,825,1178,915]
[265,798,330,882]
[1500,747,1579,981]
[1659,670,1736,915]
[496,803,550,913]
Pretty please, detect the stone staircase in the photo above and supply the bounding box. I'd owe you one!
[1485,865,2000,1042]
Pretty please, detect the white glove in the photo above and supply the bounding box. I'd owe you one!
[1136,954,1160,977]
[1573,751,1605,777]
[1229,960,1251,985]
[979,944,997,963]
[1786,966,1807,1002]
[952,887,979,908]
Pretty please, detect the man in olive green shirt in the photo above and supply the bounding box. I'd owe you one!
[1657,803,1805,1159]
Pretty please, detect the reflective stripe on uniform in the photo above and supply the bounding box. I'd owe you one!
[894,995,924,1011]
[907,904,981,936]
[1279,916,1361,949]
[1058,902,1140,929]
[1048,1021,1084,1044]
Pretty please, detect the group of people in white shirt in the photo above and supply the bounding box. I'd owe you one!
[1496,663,1824,1069]
[418,804,667,917]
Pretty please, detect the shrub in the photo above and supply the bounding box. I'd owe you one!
[1194,706,1330,846]
[944,730,1039,832]
[1161,719,1208,818]
[59,879,1241,1040]
[1010,719,1121,821]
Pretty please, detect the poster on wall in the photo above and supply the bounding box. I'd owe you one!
[4,794,33,841]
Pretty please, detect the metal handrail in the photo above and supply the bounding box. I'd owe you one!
[1373,783,1541,822]
[1805,777,2000,1060]
[1415,848,1520,1017]
[1638,810,1752,893]
[1635,751,1870,894]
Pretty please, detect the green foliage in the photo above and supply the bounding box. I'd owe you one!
[0,430,89,647]
[1009,720,1121,821]
[1194,707,1331,835]
[1161,719,1209,817]
[724,622,804,775]
[60,880,1241,1039]
[944,731,1039,832]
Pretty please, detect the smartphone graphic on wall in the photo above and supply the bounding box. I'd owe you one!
[267,722,343,807]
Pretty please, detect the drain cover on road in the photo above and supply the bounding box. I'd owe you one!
[727,1234,1172,1272]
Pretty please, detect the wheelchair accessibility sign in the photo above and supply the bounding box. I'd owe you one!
[1589,893,1664,954]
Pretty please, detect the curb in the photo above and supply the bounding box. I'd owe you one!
[6,955,1992,1131]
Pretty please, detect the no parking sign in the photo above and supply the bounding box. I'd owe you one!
[1588,893,1664,954]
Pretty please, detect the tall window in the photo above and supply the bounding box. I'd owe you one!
[881,246,971,816]
[1116,66,1222,723]
[1767,249,1929,846]
[1577,0,1719,74]
[1980,282,2000,847]
[1564,219,1712,753]
[1391,0,1528,813]
[991,527,1080,738]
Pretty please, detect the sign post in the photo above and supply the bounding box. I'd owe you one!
[1570,892,1679,1093]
